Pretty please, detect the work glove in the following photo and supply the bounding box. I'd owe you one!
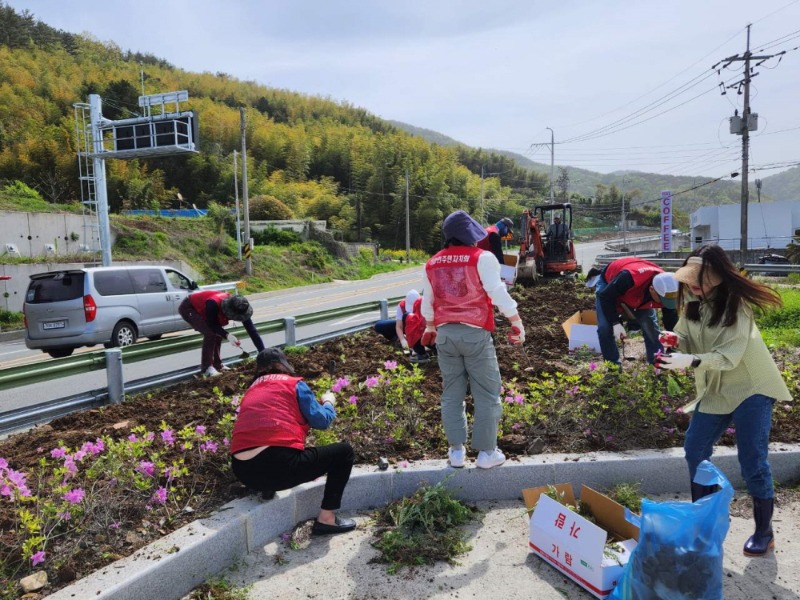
[656,352,697,370]
[659,331,679,348]
[613,323,626,341]
[421,326,437,348]
[400,338,409,351]
[507,317,525,345]
[321,391,336,406]
[227,333,241,348]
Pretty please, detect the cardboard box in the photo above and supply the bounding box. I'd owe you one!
[562,310,602,352]
[522,484,639,599]
[500,253,518,286]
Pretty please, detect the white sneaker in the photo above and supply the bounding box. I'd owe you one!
[219,365,232,371]
[203,366,221,377]
[476,448,506,469]
[448,447,465,468]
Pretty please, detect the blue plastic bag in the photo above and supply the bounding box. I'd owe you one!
[608,461,733,600]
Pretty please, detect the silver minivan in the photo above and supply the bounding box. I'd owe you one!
[24,266,199,358]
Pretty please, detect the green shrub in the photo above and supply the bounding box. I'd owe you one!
[252,227,300,246]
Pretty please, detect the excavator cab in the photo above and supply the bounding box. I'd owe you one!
[517,203,579,282]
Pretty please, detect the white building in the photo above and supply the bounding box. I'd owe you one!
[690,200,800,251]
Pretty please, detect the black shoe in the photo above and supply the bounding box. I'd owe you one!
[311,516,357,535]
[262,490,276,500]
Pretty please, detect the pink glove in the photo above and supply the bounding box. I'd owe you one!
[659,331,679,348]
[421,326,437,347]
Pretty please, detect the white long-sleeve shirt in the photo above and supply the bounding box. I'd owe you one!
[421,249,518,323]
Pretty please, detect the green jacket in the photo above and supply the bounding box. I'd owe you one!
[674,294,792,414]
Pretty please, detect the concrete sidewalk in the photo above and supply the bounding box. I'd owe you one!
[47,444,800,600]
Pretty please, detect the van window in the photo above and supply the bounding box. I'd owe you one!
[166,269,193,290]
[26,272,85,303]
[130,268,168,294]
[94,270,135,296]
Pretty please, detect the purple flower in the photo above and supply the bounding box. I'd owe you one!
[222,437,230,447]
[348,395,358,405]
[163,466,175,482]
[280,532,291,541]
[200,440,219,453]
[725,427,736,435]
[50,447,67,459]
[331,377,350,393]
[605,435,614,443]
[31,551,46,566]
[384,360,398,370]
[365,376,380,389]
[63,488,85,504]
[136,461,156,477]
[511,423,523,431]
[145,432,155,442]
[161,429,175,446]
[152,486,168,505]
[128,434,138,443]
[81,439,105,455]
[195,425,206,436]
[398,460,409,468]
[504,396,514,404]
[57,511,72,521]
[0,457,6,470]
[589,362,598,371]
[514,394,525,405]
[110,521,121,530]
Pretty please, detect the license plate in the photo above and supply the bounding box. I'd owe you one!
[43,321,66,330]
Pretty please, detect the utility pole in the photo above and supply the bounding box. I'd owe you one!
[405,168,410,263]
[480,165,485,225]
[240,108,252,275]
[715,24,781,263]
[755,178,762,203]
[233,150,242,260]
[546,127,555,203]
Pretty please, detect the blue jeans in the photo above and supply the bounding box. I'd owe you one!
[684,394,776,499]
[595,279,663,364]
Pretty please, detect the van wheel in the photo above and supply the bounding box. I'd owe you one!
[46,348,74,359]
[111,321,137,348]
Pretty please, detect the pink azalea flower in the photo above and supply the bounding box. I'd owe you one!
[725,427,736,435]
[365,376,380,389]
[136,461,156,477]
[384,360,398,370]
[57,511,72,521]
[0,457,7,469]
[110,521,121,530]
[63,488,85,504]
[200,440,219,453]
[31,551,46,566]
[50,447,67,459]
[128,434,138,443]
[152,486,168,505]
[331,377,350,392]
[348,395,358,405]
[195,425,206,436]
[589,362,598,371]
[144,432,155,442]
[222,437,230,447]
[398,460,409,468]
[161,430,175,446]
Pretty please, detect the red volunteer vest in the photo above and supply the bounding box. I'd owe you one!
[231,374,310,452]
[604,257,665,311]
[188,290,230,326]
[404,297,427,348]
[476,225,499,252]
[425,246,494,331]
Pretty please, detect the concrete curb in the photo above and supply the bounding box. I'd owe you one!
[46,444,800,600]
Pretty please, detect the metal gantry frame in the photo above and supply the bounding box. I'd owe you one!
[73,102,102,259]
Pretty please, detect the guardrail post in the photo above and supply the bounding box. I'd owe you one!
[379,299,389,321]
[105,348,124,404]
[284,317,296,347]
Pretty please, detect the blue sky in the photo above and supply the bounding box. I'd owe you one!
[7,0,800,179]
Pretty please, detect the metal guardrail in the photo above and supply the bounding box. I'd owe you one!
[0,295,404,434]
[593,255,800,274]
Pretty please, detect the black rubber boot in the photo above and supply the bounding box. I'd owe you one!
[743,497,775,557]
[690,482,719,502]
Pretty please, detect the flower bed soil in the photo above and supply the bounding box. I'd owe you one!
[2,279,798,598]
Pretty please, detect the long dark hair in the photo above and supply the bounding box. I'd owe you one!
[680,244,782,326]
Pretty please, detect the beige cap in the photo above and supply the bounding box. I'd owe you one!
[674,256,722,287]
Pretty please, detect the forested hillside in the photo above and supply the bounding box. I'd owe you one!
[0,4,552,254]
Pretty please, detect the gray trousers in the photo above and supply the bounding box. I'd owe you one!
[436,323,502,453]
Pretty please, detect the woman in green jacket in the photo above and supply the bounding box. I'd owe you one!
[657,244,792,558]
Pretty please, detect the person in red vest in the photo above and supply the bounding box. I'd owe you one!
[230,347,356,535]
[421,210,525,470]
[179,290,265,377]
[476,217,514,264]
[591,257,679,365]
[373,289,433,363]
